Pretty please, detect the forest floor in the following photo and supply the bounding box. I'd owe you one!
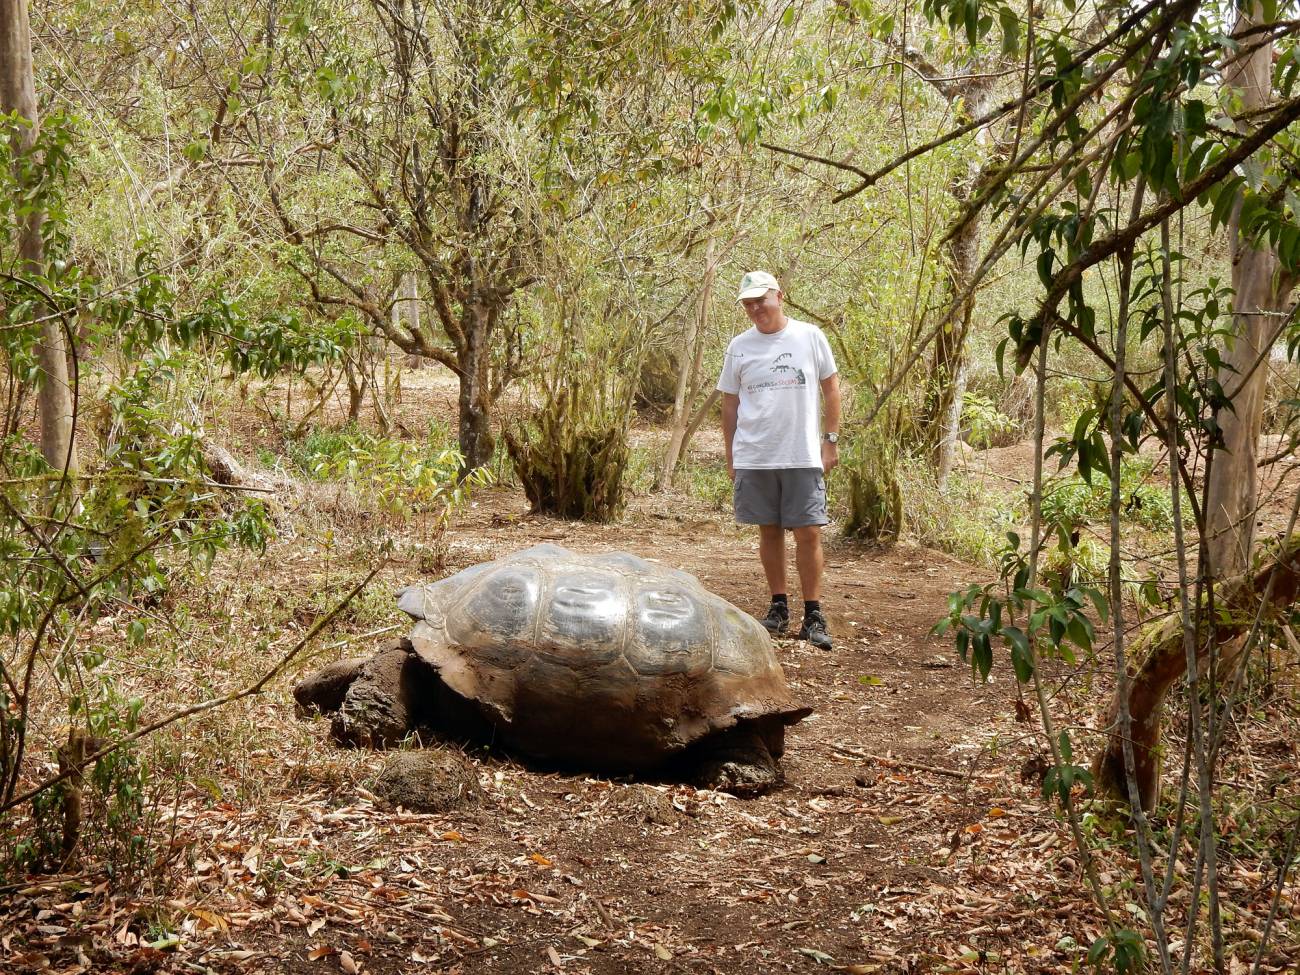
[2,370,1298,974]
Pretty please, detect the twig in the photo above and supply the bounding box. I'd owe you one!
[828,743,970,779]
[760,142,871,180]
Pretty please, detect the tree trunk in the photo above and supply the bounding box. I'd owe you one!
[457,302,495,472]
[1092,534,1300,810]
[401,272,421,337]
[927,268,974,488]
[1,0,79,484]
[1204,5,1296,577]
[679,389,721,463]
[344,351,366,424]
[918,82,994,491]
[656,234,717,490]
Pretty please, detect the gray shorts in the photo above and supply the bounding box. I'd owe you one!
[733,468,828,528]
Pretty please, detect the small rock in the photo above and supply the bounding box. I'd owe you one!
[373,749,483,813]
[617,785,677,825]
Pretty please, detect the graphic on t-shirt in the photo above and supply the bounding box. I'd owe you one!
[744,351,807,393]
[771,352,807,385]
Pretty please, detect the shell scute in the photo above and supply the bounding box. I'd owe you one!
[534,568,627,666]
[623,584,713,676]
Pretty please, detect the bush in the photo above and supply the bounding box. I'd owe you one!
[287,422,474,519]
[901,460,1017,565]
[960,391,1019,449]
[1040,455,1179,535]
[682,461,734,511]
[506,381,631,522]
[840,426,904,542]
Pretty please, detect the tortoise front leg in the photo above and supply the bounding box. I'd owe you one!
[295,638,438,748]
[690,720,781,796]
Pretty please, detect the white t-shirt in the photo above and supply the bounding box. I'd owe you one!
[716,317,838,469]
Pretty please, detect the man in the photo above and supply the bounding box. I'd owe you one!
[717,270,840,651]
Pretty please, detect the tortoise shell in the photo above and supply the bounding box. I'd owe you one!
[395,544,810,770]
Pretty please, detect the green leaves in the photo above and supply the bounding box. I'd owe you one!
[1043,730,1093,807]
[294,424,478,519]
[920,0,1020,50]
[998,5,1020,57]
[1044,408,1112,487]
[1003,624,1033,682]
[1086,928,1146,974]
[935,551,1102,685]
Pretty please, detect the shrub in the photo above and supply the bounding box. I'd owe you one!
[840,425,904,542]
[960,391,1018,449]
[505,381,631,522]
[901,460,1017,565]
[289,423,475,519]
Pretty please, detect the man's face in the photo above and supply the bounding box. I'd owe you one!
[741,289,785,332]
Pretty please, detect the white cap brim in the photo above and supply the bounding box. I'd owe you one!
[737,287,772,301]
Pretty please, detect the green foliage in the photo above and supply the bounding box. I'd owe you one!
[895,461,1017,566]
[77,683,151,875]
[933,531,1107,685]
[506,378,632,522]
[1087,928,1147,974]
[9,676,149,877]
[960,392,1017,449]
[1042,729,1093,809]
[291,424,478,519]
[618,444,660,499]
[840,424,904,541]
[1040,456,1179,535]
[0,93,375,874]
[682,461,735,511]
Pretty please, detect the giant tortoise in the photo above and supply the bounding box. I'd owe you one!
[294,544,811,793]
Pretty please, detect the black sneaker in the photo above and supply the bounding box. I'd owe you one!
[759,601,789,636]
[799,609,832,650]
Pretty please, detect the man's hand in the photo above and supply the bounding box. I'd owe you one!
[821,440,839,474]
[728,461,736,481]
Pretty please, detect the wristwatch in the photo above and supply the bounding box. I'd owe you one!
[822,432,839,444]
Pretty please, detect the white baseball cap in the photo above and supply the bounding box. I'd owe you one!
[736,270,780,301]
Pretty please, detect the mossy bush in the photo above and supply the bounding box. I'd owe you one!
[505,380,631,522]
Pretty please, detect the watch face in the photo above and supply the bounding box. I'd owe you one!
[825,433,838,443]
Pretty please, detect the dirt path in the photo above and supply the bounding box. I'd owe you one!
[182,487,1106,975]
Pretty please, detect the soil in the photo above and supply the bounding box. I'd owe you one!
[179,492,1104,975]
[3,368,1296,975]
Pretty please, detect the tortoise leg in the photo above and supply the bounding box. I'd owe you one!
[331,639,438,748]
[691,721,781,796]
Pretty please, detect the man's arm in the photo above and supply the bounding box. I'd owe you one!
[721,392,739,480]
[820,373,841,473]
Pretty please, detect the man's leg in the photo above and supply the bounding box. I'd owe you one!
[791,526,831,650]
[736,471,790,635]
[757,524,790,635]
[791,525,823,601]
[778,468,832,648]
[758,524,788,597]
